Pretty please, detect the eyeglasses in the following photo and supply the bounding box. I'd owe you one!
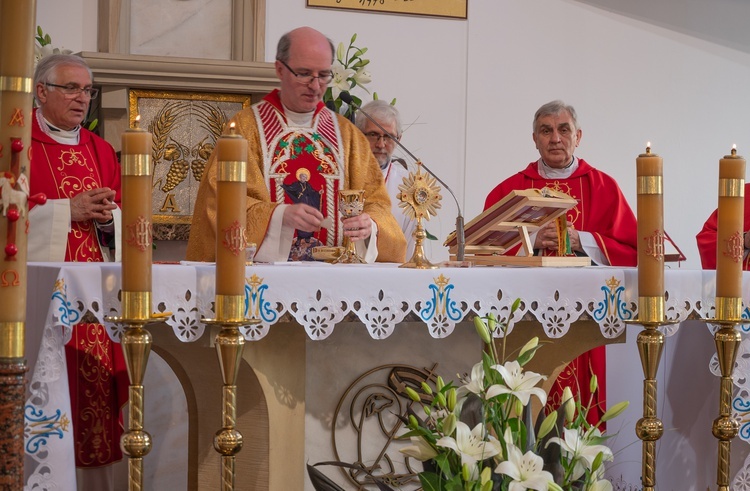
[364,132,396,144]
[278,60,334,85]
[44,83,99,99]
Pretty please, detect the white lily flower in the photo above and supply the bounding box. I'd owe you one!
[400,436,438,461]
[547,427,613,481]
[487,360,547,406]
[494,443,555,491]
[352,68,372,85]
[329,60,355,100]
[436,421,501,475]
[457,362,485,399]
[586,479,614,491]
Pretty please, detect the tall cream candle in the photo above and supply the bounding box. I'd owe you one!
[121,117,153,293]
[215,123,248,298]
[636,144,665,300]
[716,146,746,306]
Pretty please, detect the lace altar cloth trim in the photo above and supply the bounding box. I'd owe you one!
[22,263,750,489]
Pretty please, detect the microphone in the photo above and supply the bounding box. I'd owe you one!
[339,91,465,262]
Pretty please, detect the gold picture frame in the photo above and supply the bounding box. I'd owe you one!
[306,0,467,19]
[128,89,252,240]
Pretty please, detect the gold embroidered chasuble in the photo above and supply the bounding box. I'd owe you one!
[187,90,406,262]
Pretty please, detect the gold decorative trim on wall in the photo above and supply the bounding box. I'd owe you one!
[128,90,251,238]
[306,0,467,19]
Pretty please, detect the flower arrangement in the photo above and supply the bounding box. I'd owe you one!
[324,34,374,120]
[34,26,73,68]
[308,301,628,491]
[395,307,629,491]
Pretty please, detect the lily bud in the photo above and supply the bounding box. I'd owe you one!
[537,411,558,439]
[480,465,492,484]
[423,406,431,417]
[519,336,539,358]
[436,376,445,391]
[600,400,630,422]
[408,414,419,429]
[446,388,457,412]
[442,413,457,436]
[474,316,492,344]
[562,386,575,423]
[590,374,598,394]
[436,392,447,408]
[461,463,471,482]
[336,42,345,62]
[515,398,523,417]
[421,382,433,395]
[487,312,498,332]
[405,386,420,402]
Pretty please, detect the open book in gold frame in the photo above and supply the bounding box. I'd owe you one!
[444,188,591,266]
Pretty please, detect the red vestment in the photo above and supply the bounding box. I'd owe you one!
[696,182,750,270]
[30,110,128,467]
[484,159,638,425]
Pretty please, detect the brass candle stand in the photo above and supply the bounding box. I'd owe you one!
[706,297,743,491]
[106,292,169,491]
[627,296,677,491]
[202,294,259,491]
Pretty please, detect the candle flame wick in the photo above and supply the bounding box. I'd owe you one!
[134,115,141,130]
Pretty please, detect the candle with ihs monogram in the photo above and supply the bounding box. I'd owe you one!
[215,123,248,320]
[636,143,665,322]
[121,116,154,318]
[715,145,746,319]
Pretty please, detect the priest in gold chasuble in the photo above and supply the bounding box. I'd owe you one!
[187,27,406,263]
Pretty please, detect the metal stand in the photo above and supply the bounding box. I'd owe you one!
[628,296,676,491]
[107,292,169,491]
[708,297,743,491]
[203,294,259,490]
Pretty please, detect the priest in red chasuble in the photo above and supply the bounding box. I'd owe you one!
[29,54,127,490]
[186,26,406,263]
[484,100,637,426]
[696,182,750,270]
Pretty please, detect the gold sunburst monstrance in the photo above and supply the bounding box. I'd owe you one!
[397,162,442,269]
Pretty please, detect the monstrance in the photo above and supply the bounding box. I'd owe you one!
[398,162,442,269]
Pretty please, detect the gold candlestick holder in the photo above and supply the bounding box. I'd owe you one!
[202,294,259,491]
[627,296,677,491]
[706,296,743,491]
[106,292,170,491]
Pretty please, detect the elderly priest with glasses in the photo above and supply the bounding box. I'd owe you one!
[187,26,406,263]
[29,53,126,491]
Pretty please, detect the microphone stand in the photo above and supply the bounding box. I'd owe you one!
[340,92,466,262]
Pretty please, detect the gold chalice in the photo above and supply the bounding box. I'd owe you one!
[333,189,366,264]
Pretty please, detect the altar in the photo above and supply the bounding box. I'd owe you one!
[21,263,750,490]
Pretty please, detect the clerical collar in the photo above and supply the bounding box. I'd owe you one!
[36,109,81,145]
[538,157,578,179]
[282,104,314,127]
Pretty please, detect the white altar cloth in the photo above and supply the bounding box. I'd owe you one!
[20,263,748,490]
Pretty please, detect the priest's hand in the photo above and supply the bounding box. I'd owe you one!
[533,221,582,252]
[282,203,324,232]
[70,187,117,223]
[342,213,372,241]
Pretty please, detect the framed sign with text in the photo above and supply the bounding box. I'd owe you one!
[306,0,467,19]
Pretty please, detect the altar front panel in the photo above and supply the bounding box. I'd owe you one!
[23,263,737,490]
